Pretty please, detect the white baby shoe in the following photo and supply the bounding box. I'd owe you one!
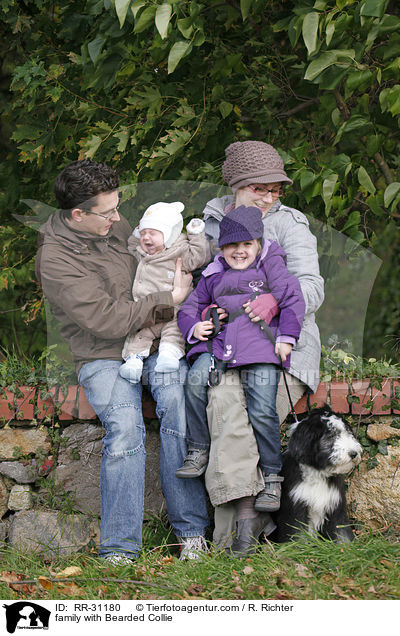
[119,354,145,383]
[154,343,183,373]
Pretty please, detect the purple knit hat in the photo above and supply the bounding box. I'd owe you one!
[219,206,264,248]
[222,140,293,191]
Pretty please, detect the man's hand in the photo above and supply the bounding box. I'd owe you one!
[172,258,193,304]
[275,342,293,363]
[193,320,215,341]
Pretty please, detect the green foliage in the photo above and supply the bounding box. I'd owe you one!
[0,530,399,599]
[0,0,399,359]
[320,342,400,382]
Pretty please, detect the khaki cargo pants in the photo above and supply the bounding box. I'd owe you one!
[204,369,305,548]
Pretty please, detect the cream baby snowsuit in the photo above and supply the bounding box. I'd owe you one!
[119,202,210,382]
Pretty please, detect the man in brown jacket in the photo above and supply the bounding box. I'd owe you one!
[36,159,209,564]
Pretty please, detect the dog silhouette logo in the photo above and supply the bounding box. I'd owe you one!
[3,602,50,633]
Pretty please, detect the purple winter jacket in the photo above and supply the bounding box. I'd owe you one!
[177,240,305,368]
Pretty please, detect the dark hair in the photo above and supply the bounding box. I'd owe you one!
[54,159,119,218]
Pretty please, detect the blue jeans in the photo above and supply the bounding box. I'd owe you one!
[185,353,282,474]
[78,355,209,558]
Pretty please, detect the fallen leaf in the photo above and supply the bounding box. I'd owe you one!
[161,556,174,564]
[234,585,244,594]
[368,585,377,594]
[57,582,84,596]
[332,584,351,599]
[294,563,312,577]
[186,584,205,596]
[0,571,36,595]
[243,566,254,575]
[38,576,53,591]
[274,591,293,600]
[55,566,83,578]
[0,571,19,583]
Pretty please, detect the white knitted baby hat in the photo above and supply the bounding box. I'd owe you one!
[138,201,184,248]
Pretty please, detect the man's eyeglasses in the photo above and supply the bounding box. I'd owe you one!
[82,205,120,221]
[248,184,283,198]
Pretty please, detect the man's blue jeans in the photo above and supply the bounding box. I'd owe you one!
[78,354,209,558]
[185,353,282,475]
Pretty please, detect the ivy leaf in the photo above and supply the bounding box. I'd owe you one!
[240,0,253,21]
[302,12,319,56]
[358,166,376,194]
[113,128,130,153]
[384,182,400,207]
[131,1,146,19]
[134,5,156,33]
[219,101,233,118]
[305,50,355,82]
[87,36,106,64]
[168,41,192,74]
[333,115,372,145]
[177,17,193,38]
[115,0,132,28]
[379,85,400,116]
[322,173,338,217]
[78,134,102,159]
[342,210,361,232]
[361,0,390,19]
[155,4,172,40]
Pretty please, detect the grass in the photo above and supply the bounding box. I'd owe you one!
[0,528,399,601]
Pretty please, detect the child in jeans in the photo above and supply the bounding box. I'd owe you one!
[176,205,305,513]
[119,201,210,382]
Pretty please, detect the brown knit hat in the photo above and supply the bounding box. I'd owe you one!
[222,141,293,191]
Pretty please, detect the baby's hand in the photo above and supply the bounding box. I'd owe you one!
[193,320,215,341]
[275,342,293,363]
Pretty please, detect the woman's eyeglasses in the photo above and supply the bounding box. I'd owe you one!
[247,185,282,198]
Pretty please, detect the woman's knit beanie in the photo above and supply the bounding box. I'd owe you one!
[219,205,264,248]
[222,140,293,191]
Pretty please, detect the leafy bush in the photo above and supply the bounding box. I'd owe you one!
[0,0,399,360]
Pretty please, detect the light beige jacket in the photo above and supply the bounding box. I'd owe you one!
[122,229,210,357]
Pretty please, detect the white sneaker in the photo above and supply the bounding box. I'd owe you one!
[179,536,208,561]
[102,553,136,566]
[119,355,144,383]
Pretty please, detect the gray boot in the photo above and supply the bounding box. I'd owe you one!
[227,513,276,558]
[254,474,284,512]
[176,449,209,479]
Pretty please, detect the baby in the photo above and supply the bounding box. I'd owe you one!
[119,201,211,382]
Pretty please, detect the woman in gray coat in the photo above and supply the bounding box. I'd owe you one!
[200,141,324,555]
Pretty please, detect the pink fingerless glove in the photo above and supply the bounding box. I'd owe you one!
[248,293,279,323]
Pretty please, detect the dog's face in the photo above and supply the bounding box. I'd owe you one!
[288,406,362,475]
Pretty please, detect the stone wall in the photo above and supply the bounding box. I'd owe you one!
[0,380,399,556]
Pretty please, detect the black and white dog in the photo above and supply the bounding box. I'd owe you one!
[274,405,362,543]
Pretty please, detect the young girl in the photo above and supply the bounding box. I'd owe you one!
[176,205,305,514]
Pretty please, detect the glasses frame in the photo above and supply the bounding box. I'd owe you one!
[81,204,120,221]
[247,184,283,198]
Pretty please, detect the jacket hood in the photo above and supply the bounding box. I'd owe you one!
[202,195,234,223]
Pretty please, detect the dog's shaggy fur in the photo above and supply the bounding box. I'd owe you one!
[274,405,362,543]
